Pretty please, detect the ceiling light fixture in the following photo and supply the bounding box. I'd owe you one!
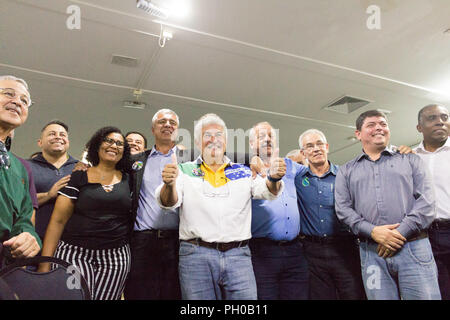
[137,0,169,19]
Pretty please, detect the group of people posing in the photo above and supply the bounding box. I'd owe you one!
[0,75,449,300]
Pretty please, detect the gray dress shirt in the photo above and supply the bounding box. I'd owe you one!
[335,148,435,239]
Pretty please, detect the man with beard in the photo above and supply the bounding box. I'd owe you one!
[0,75,41,264]
[414,104,450,299]
[157,113,286,300]
[28,120,78,241]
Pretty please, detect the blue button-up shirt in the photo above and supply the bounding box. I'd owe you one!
[335,148,436,239]
[134,146,179,231]
[251,158,307,241]
[295,162,350,237]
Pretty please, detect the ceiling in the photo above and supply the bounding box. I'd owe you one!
[1,0,449,164]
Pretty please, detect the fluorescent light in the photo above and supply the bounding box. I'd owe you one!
[167,0,190,19]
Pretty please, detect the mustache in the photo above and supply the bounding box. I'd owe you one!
[205,142,223,149]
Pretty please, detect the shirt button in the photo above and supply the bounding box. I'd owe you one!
[319,191,322,194]
[321,219,324,222]
[320,205,323,208]
[324,234,327,237]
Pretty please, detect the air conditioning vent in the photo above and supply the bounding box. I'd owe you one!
[111,55,139,68]
[324,95,372,114]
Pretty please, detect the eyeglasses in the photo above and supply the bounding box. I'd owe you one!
[103,137,125,147]
[303,142,326,151]
[202,178,230,197]
[0,88,32,108]
[203,132,225,140]
[0,141,11,169]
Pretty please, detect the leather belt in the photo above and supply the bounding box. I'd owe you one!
[251,237,299,246]
[299,234,356,245]
[135,229,178,239]
[430,220,450,230]
[184,238,249,252]
[407,230,428,242]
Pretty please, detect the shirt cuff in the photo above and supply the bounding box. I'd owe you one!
[397,223,414,239]
[358,221,376,239]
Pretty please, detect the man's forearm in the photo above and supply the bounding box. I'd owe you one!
[266,179,281,195]
[160,184,178,207]
[37,192,52,206]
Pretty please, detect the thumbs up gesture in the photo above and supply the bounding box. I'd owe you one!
[162,153,179,186]
[268,148,286,180]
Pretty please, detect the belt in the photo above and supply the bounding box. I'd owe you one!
[359,230,428,244]
[251,237,299,246]
[430,220,450,230]
[184,239,249,252]
[135,229,178,239]
[407,230,428,242]
[299,234,356,245]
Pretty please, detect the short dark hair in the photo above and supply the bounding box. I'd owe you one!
[41,120,69,133]
[85,126,130,171]
[356,110,388,131]
[125,131,148,148]
[417,104,443,124]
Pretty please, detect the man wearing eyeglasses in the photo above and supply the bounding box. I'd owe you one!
[0,75,41,264]
[296,129,366,300]
[27,120,78,242]
[157,113,286,300]
[414,104,450,299]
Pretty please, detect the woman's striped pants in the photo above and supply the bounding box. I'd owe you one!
[54,240,131,300]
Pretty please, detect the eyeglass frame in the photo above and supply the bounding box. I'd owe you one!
[302,141,327,152]
[0,88,33,108]
[102,137,125,148]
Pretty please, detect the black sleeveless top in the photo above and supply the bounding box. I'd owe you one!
[58,170,132,249]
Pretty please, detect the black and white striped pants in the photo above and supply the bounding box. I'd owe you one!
[55,241,131,300]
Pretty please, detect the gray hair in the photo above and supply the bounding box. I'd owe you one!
[298,129,328,149]
[151,108,179,126]
[248,121,276,143]
[0,75,30,92]
[194,113,227,148]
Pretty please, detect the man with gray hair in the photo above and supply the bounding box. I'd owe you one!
[157,113,286,300]
[0,75,41,265]
[249,121,309,300]
[295,128,366,299]
[124,108,188,300]
[414,104,450,299]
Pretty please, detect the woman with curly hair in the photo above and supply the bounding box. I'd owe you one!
[38,126,133,300]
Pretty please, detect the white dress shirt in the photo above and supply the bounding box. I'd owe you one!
[414,138,450,220]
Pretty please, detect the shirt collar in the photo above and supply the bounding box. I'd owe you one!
[415,138,450,154]
[149,145,177,157]
[356,146,395,162]
[303,161,338,177]
[195,154,232,166]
